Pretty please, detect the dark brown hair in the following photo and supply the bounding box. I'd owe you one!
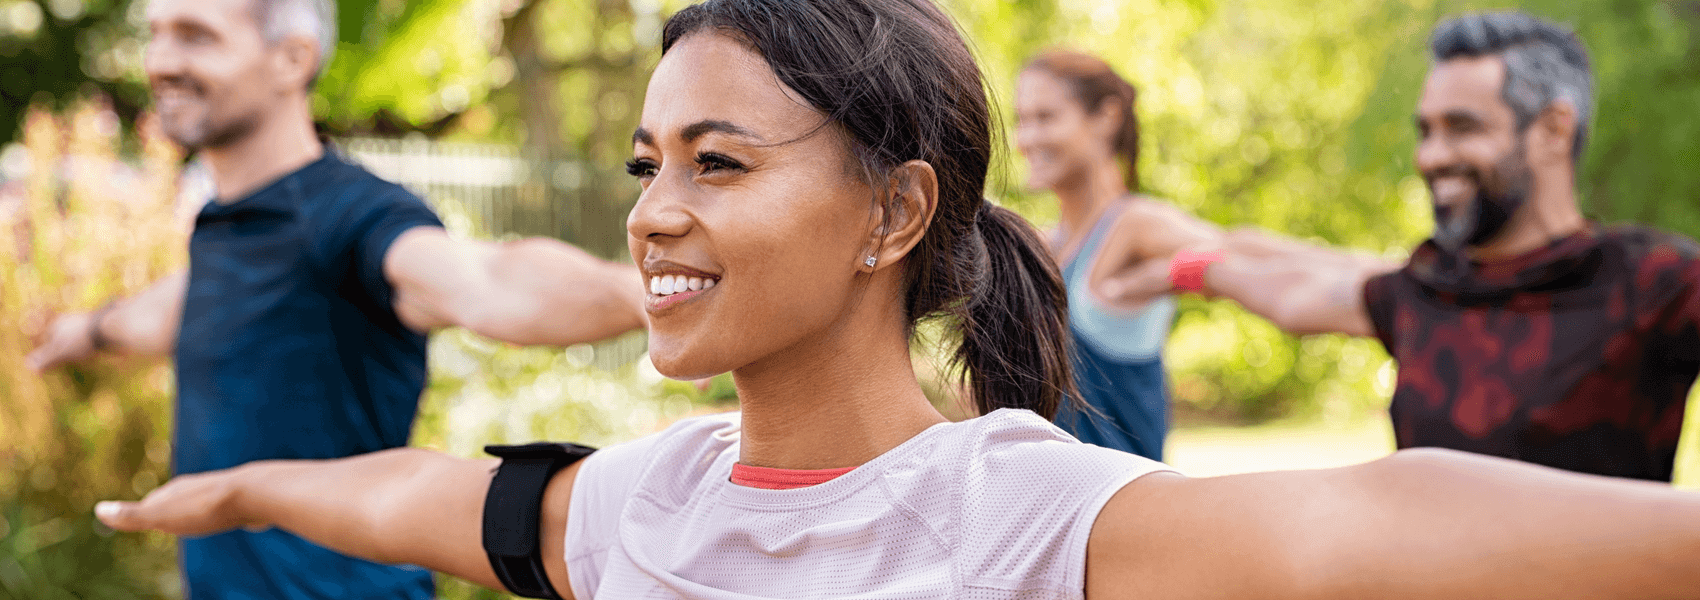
[662,0,1077,418]
[1024,50,1141,191]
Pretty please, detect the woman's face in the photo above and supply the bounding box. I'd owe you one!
[1014,69,1112,192]
[627,33,879,380]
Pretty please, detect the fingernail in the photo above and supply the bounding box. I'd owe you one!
[95,502,120,519]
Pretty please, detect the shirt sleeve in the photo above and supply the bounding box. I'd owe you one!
[564,413,742,600]
[958,414,1173,596]
[563,435,655,600]
[1668,258,1700,366]
[350,189,443,310]
[1361,270,1402,352]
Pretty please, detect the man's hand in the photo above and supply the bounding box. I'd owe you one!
[96,467,266,537]
[27,312,98,372]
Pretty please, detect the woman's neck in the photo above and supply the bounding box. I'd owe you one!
[1052,158,1129,241]
[730,292,946,470]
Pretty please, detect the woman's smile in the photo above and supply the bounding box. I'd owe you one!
[644,267,721,313]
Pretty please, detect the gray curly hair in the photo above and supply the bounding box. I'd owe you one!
[1430,11,1594,164]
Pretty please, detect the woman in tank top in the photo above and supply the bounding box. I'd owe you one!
[1014,51,1224,459]
[97,1,1700,599]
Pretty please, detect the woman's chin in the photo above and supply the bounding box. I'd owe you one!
[648,346,732,382]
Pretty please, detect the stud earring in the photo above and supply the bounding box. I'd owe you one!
[864,256,878,267]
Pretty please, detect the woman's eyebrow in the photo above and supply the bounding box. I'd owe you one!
[680,120,764,143]
[632,120,767,148]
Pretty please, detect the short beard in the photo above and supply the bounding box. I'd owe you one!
[1430,140,1534,252]
[165,111,263,152]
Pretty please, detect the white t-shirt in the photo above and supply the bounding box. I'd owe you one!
[565,408,1172,599]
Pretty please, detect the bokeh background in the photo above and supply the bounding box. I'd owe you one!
[2,0,1698,598]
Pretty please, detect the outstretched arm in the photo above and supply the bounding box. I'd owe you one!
[27,270,188,370]
[1095,226,1399,337]
[385,227,646,345]
[1089,448,1700,600]
[96,448,581,599]
[1205,228,1400,337]
[1085,201,1222,312]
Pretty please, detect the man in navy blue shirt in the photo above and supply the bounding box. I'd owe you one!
[27,0,646,598]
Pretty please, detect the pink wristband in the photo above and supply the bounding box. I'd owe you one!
[1169,249,1224,293]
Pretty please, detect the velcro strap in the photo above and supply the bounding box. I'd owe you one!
[482,442,595,599]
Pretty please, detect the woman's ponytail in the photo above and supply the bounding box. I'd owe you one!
[954,203,1075,420]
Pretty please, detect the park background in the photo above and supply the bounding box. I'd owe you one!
[2,0,1699,597]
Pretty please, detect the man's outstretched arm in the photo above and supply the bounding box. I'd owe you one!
[1205,228,1400,337]
[28,270,189,370]
[384,227,647,346]
[1093,227,1400,338]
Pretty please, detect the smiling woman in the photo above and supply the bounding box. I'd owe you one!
[92,1,1700,599]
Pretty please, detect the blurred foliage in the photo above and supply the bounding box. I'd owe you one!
[0,101,187,599]
[4,0,1700,598]
[0,0,149,146]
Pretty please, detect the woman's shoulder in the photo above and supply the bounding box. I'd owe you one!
[575,412,742,500]
[963,409,1171,484]
[607,410,741,464]
[947,410,1175,592]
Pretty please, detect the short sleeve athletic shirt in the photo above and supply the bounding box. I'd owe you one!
[565,409,1171,599]
[1363,224,1700,481]
[173,149,442,599]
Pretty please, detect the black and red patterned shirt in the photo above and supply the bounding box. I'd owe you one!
[1363,224,1700,481]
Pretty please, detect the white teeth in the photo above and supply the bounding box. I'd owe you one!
[647,274,720,297]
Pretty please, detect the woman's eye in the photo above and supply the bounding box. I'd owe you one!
[625,158,658,179]
[695,153,746,175]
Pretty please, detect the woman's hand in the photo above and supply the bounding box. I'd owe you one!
[96,466,267,536]
[94,448,563,595]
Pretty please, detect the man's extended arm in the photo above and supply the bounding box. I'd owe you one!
[1092,226,1400,338]
[384,227,646,346]
[1203,228,1400,337]
[28,270,189,371]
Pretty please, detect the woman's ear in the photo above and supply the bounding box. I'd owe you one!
[861,160,939,272]
[1089,99,1123,145]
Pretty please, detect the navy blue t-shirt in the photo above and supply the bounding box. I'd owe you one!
[174,150,440,599]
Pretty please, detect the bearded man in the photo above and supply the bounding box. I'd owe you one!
[25,0,645,597]
[1096,12,1700,482]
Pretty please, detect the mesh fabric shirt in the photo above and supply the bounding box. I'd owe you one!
[565,409,1171,599]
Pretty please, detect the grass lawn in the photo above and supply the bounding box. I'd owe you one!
[1167,393,1700,490]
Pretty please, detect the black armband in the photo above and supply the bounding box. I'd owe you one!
[482,442,596,600]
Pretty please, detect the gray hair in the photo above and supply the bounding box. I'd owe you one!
[1429,11,1594,164]
[253,0,337,87]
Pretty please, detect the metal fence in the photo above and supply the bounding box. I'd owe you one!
[341,136,637,258]
[342,136,648,371]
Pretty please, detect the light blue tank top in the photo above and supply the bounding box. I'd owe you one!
[1062,202,1177,361]
[1052,201,1177,459]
